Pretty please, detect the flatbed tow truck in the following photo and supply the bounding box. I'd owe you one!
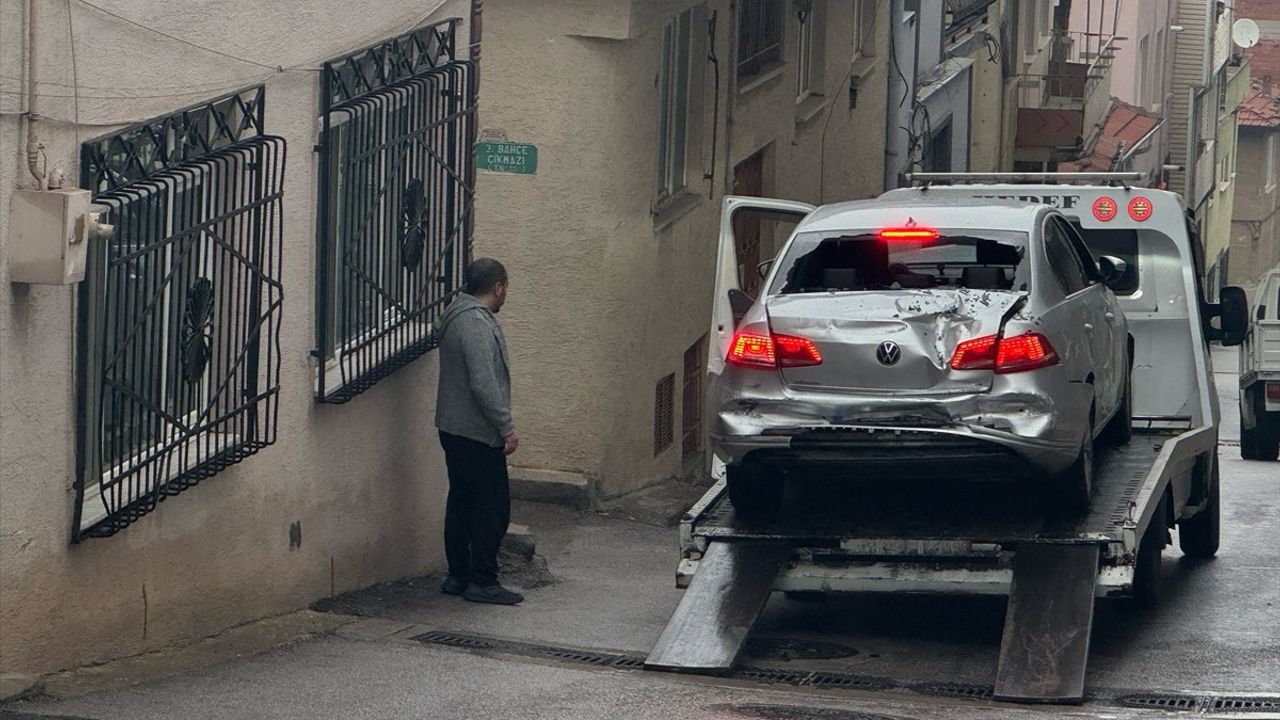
[645,173,1252,704]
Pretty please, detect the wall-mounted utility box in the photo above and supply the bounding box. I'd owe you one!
[8,189,110,285]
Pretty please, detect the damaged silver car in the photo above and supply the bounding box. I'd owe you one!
[708,197,1132,522]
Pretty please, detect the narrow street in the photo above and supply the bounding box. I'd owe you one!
[4,347,1276,719]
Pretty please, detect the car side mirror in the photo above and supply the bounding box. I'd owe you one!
[1096,255,1127,287]
[1214,285,1250,346]
[757,259,774,281]
[728,288,754,329]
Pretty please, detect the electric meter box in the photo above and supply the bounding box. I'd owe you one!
[8,189,109,285]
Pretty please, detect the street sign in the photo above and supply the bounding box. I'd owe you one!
[475,141,538,175]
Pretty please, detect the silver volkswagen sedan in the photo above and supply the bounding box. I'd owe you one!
[713,198,1132,522]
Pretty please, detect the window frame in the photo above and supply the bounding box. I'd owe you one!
[853,0,877,57]
[796,6,817,102]
[737,0,786,79]
[1042,216,1092,296]
[1266,133,1278,193]
[657,9,694,204]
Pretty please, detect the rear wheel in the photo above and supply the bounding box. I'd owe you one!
[1178,462,1220,559]
[1103,359,1133,445]
[1241,425,1259,460]
[1053,416,1095,514]
[1257,424,1280,462]
[726,463,784,525]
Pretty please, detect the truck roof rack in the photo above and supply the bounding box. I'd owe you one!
[906,172,1147,188]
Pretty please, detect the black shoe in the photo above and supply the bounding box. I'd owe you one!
[440,576,467,596]
[463,583,524,605]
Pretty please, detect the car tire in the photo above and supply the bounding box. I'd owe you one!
[726,463,784,525]
[1241,425,1259,460]
[1103,359,1133,445]
[1178,461,1220,559]
[1054,416,1095,514]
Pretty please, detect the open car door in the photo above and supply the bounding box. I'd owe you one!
[707,196,815,478]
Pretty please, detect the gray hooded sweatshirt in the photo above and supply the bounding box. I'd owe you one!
[434,294,514,448]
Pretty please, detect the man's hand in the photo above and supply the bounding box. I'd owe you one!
[503,431,520,457]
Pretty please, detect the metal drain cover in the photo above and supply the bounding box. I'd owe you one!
[710,705,905,720]
[744,637,859,661]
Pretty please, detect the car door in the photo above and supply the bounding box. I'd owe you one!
[1058,216,1122,409]
[708,196,814,477]
[1040,215,1099,431]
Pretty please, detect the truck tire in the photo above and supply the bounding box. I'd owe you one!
[1178,462,1220,559]
[1257,426,1280,462]
[1241,425,1259,460]
[1103,360,1133,445]
[1053,416,1095,514]
[726,463,783,525]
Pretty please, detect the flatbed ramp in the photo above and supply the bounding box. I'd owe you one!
[646,437,1181,703]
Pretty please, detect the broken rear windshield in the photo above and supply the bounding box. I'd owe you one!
[769,230,1030,295]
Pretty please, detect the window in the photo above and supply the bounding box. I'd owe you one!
[769,230,1030,295]
[1044,219,1091,295]
[796,6,817,101]
[654,374,676,456]
[1138,36,1150,106]
[1021,0,1039,58]
[658,10,693,202]
[77,86,285,540]
[738,0,785,78]
[315,21,476,403]
[853,0,877,55]
[1070,224,1141,294]
[1267,134,1278,192]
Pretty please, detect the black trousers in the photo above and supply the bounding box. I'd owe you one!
[439,431,511,587]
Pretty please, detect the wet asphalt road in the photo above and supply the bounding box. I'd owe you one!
[5,348,1277,720]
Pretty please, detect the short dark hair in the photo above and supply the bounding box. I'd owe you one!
[464,257,508,295]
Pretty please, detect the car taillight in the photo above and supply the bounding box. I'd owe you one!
[728,332,822,369]
[1267,382,1280,401]
[950,333,1059,373]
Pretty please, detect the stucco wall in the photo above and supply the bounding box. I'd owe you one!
[476,0,888,497]
[1229,128,1280,292]
[1,0,470,675]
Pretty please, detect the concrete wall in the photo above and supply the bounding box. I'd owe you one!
[475,0,889,497]
[1,0,470,676]
[1229,127,1280,294]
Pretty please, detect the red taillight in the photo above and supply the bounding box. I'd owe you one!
[728,332,823,369]
[1266,382,1280,401]
[879,228,939,241]
[950,333,1059,373]
[1128,196,1153,222]
[1092,196,1118,222]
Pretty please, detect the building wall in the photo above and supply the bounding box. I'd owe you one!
[1169,0,1211,196]
[1,0,470,676]
[475,0,889,497]
[1229,127,1280,293]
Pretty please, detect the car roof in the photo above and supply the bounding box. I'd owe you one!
[798,197,1052,235]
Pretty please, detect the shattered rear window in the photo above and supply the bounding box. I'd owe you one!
[769,230,1030,295]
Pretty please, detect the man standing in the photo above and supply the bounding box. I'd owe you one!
[435,258,523,605]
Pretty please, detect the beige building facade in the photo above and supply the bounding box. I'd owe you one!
[475,0,890,497]
[2,0,472,676]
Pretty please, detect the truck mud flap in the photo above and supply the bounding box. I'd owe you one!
[994,542,1101,704]
[645,541,790,675]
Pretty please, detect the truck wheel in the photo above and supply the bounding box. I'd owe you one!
[1053,416,1095,514]
[1103,360,1133,445]
[1131,514,1165,609]
[1257,427,1280,462]
[1178,462,1220,559]
[1241,425,1259,460]
[726,464,783,525]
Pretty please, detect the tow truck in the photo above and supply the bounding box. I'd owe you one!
[645,173,1251,703]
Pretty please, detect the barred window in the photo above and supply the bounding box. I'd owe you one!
[315,20,477,403]
[76,86,285,540]
[738,0,785,78]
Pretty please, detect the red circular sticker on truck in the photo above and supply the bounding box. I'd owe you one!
[1092,196,1118,222]
[1128,196,1153,222]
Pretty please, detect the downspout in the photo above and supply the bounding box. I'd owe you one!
[721,2,738,196]
[26,0,46,190]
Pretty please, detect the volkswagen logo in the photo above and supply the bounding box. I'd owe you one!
[876,341,902,366]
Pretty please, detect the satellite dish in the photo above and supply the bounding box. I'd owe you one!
[1233,18,1260,49]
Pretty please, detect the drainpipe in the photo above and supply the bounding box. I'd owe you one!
[470,0,482,84]
[26,0,46,190]
[721,1,737,196]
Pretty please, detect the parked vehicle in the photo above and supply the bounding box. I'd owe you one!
[713,198,1132,521]
[1240,267,1280,461]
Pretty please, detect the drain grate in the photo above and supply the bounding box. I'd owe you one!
[412,631,641,671]
[413,631,497,650]
[1210,696,1280,712]
[806,671,892,691]
[917,683,995,700]
[1116,693,1201,711]
[710,705,907,720]
[732,666,814,685]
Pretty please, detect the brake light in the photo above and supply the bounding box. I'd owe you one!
[1266,382,1280,401]
[879,228,939,241]
[950,333,1059,373]
[728,332,823,369]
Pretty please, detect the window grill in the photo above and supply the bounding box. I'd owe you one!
[75,85,285,541]
[314,20,477,403]
[738,0,785,78]
[655,374,676,456]
[682,337,706,457]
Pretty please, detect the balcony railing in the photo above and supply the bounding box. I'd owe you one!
[1015,30,1117,149]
